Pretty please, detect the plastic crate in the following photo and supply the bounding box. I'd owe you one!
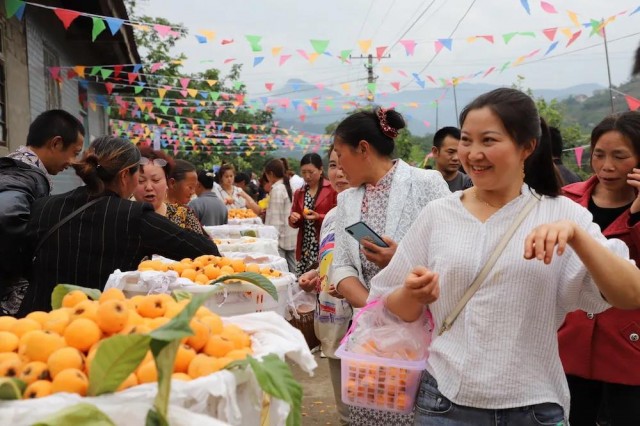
[335,343,426,414]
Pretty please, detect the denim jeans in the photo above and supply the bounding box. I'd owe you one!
[414,372,566,426]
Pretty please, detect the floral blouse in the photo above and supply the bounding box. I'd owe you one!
[166,203,205,235]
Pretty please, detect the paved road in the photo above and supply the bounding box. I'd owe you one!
[291,353,342,425]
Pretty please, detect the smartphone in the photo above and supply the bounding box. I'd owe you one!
[345,221,389,248]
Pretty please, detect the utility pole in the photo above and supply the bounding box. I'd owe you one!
[602,18,615,113]
[452,78,460,127]
[350,53,391,103]
[435,100,439,130]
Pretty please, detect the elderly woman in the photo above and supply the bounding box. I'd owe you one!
[133,148,205,235]
[18,136,219,315]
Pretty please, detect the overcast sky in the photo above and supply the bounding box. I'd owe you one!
[138,0,640,100]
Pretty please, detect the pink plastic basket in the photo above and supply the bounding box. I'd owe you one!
[335,343,426,414]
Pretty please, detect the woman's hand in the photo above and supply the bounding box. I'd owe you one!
[303,209,320,221]
[524,220,577,264]
[628,168,640,214]
[328,284,344,299]
[224,197,234,205]
[403,266,440,305]
[289,212,302,224]
[360,236,397,269]
[298,269,320,292]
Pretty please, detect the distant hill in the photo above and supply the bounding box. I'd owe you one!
[260,79,606,138]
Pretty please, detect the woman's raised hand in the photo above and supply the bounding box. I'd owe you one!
[524,220,577,264]
[403,266,440,305]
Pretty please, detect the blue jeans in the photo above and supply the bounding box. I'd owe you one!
[415,372,566,426]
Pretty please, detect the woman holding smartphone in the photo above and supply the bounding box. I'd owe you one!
[331,106,449,426]
[558,111,640,425]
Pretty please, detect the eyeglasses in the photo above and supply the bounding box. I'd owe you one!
[139,157,168,167]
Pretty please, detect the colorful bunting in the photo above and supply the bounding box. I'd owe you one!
[253,56,265,67]
[357,40,372,54]
[544,41,559,56]
[245,35,263,52]
[265,83,274,91]
[105,17,124,35]
[390,82,400,92]
[566,30,582,47]
[310,39,330,54]
[54,8,81,29]
[540,1,558,14]
[153,24,173,38]
[399,40,416,56]
[520,0,530,15]
[279,55,292,66]
[376,46,388,60]
[574,146,584,168]
[5,0,25,19]
[626,95,640,111]
[542,28,557,41]
[92,17,106,42]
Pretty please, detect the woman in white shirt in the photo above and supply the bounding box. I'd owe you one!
[214,163,261,215]
[264,159,298,273]
[372,88,640,425]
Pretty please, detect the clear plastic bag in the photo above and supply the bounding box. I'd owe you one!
[343,299,433,361]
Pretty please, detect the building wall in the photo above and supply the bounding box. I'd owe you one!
[0,10,30,157]
[26,10,111,193]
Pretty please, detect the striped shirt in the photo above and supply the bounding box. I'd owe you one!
[265,180,297,251]
[370,186,628,415]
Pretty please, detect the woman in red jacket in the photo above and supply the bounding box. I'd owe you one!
[288,153,337,276]
[559,111,640,425]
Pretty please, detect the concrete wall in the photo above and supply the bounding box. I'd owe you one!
[0,10,30,157]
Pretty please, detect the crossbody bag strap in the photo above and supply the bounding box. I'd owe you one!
[33,197,104,260]
[438,195,541,336]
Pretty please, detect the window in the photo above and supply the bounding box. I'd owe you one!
[43,44,61,110]
[0,25,7,147]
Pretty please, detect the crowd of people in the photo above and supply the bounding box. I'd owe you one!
[1,86,640,425]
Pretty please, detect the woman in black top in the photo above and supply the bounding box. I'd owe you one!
[18,136,220,315]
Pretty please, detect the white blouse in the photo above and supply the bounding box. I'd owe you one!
[370,186,629,415]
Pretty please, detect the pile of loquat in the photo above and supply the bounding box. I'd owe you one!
[228,208,257,219]
[0,288,253,399]
[138,255,283,285]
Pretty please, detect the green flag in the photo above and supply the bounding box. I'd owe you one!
[245,35,262,52]
[5,0,25,18]
[92,17,106,42]
[310,39,330,54]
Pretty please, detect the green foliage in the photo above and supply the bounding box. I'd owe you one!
[208,272,278,302]
[0,377,26,400]
[51,284,101,309]
[32,403,116,426]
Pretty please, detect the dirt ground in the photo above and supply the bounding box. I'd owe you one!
[291,352,342,425]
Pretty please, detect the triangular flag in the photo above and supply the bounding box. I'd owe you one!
[99,68,113,79]
[540,1,557,14]
[157,88,167,98]
[133,85,144,94]
[567,10,580,26]
[376,46,388,60]
[206,80,217,87]
[127,72,139,84]
[340,83,350,93]
[544,41,559,56]
[272,46,283,57]
[279,55,292,66]
[478,35,494,44]
[253,56,265,67]
[73,66,85,78]
[357,40,372,54]
[310,39,329,54]
[224,58,236,64]
[153,24,173,38]
[542,28,557,41]
[434,40,444,54]
[574,146,584,168]
[520,0,530,14]
[179,78,190,89]
[399,40,416,56]
[483,66,496,78]
[105,82,114,95]
[437,39,453,50]
[308,53,320,64]
[91,17,106,42]
[5,0,25,19]
[48,67,61,81]
[500,61,511,72]
[199,30,215,41]
[105,17,124,35]
[265,83,274,91]
[503,32,518,44]
[625,95,640,111]
[339,50,352,63]
[54,8,81,30]
[589,19,604,37]
[390,82,400,92]
[566,31,582,47]
[560,27,573,39]
[195,35,207,44]
[631,6,640,16]
[187,88,198,98]
[113,65,122,77]
[296,49,309,60]
[245,35,263,52]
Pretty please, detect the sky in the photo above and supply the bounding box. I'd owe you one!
[137,0,640,101]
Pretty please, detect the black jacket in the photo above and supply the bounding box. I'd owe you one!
[0,157,50,283]
[18,186,220,315]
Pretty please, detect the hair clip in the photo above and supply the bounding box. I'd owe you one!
[376,108,399,139]
[206,172,215,177]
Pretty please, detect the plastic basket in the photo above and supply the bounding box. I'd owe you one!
[335,343,426,414]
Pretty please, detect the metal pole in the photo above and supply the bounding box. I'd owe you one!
[602,18,615,113]
[453,84,460,127]
[435,101,439,130]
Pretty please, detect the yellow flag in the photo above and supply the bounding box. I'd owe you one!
[271,46,283,57]
[157,88,167,98]
[73,66,86,78]
[135,97,145,110]
[513,56,526,66]
[358,39,372,54]
[187,88,198,98]
[382,66,393,74]
[560,27,573,39]
[567,10,580,27]
[206,80,218,86]
[89,102,97,112]
[466,36,477,43]
[199,30,216,40]
[340,83,350,93]
[308,52,320,64]
[156,118,163,124]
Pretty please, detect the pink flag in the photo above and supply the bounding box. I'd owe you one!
[478,35,494,43]
[566,31,582,47]
[221,39,234,45]
[422,120,431,127]
[297,49,309,60]
[625,95,640,111]
[540,1,558,13]
[150,63,163,73]
[48,67,61,81]
[265,83,274,91]
[483,66,496,78]
[391,82,400,92]
[105,82,114,94]
[434,40,444,54]
[376,46,388,60]
[127,73,139,84]
[179,78,190,89]
[399,40,417,56]
[543,28,557,41]
[224,58,236,64]
[279,54,292,66]
[574,146,584,168]
[153,24,173,38]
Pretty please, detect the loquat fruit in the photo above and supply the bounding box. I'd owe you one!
[48,347,85,378]
[10,318,41,338]
[42,309,70,335]
[19,330,65,363]
[180,268,198,282]
[19,361,51,384]
[116,372,139,391]
[70,300,98,322]
[0,358,22,377]
[202,335,234,358]
[25,311,49,325]
[23,380,53,399]
[0,316,17,332]
[0,331,19,352]
[61,290,89,308]
[96,300,129,334]
[0,352,20,364]
[199,314,223,335]
[230,259,246,273]
[51,368,88,396]
[136,295,167,319]
[245,264,260,273]
[99,287,126,304]
[171,372,192,381]
[174,344,196,373]
[225,349,252,362]
[219,265,235,277]
[195,273,209,285]
[184,319,209,351]
[64,318,102,352]
[187,354,219,379]
[136,360,157,384]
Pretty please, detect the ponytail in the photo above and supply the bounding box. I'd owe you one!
[264,159,292,201]
[283,174,292,202]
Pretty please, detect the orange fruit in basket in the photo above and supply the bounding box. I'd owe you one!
[216,257,231,268]
[0,316,17,332]
[219,265,235,277]
[96,300,129,334]
[137,295,167,319]
[48,347,85,379]
[202,335,234,358]
[174,344,197,373]
[99,288,126,303]
[120,323,151,336]
[10,318,41,338]
[42,309,70,335]
[164,302,185,319]
[245,264,260,273]
[136,360,158,384]
[64,318,102,352]
[116,372,139,391]
[23,380,53,399]
[195,273,209,285]
[230,259,246,273]
[187,354,220,379]
[70,300,98,323]
[19,330,65,363]
[51,368,88,396]
[226,348,251,361]
[172,372,192,381]
[148,316,170,330]
[221,325,251,350]
[168,262,186,275]
[185,319,209,351]
[19,361,50,385]
[180,258,193,264]
[0,358,22,378]
[204,264,221,280]
[25,311,49,326]
[62,290,89,308]
[181,268,198,282]
[0,331,18,352]
[199,314,223,335]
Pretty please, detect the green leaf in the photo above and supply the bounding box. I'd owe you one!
[239,229,257,237]
[32,403,115,426]
[0,377,25,400]
[210,272,278,302]
[171,290,192,302]
[149,291,211,342]
[149,339,180,420]
[51,284,102,310]
[247,355,303,426]
[88,334,151,396]
[145,408,169,426]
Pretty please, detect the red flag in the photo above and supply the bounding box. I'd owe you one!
[54,8,81,30]
[391,82,400,92]
[113,65,123,77]
[574,146,584,168]
[265,83,274,91]
[105,82,114,94]
[566,31,582,47]
[376,46,388,60]
[127,72,139,84]
[625,95,640,111]
[542,28,557,41]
